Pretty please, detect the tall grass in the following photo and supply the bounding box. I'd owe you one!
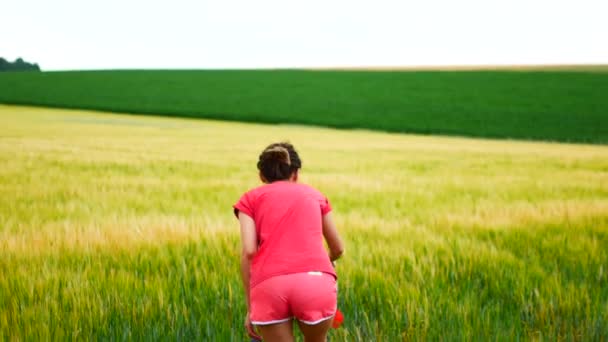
[1,69,607,144]
[1,105,607,340]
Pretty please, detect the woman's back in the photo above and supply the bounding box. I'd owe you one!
[235,181,335,288]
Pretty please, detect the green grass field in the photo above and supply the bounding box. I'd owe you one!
[1,105,607,340]
[1,69,607,144]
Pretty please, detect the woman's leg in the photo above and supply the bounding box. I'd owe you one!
[297,318,333,342]
[257,320,294,342]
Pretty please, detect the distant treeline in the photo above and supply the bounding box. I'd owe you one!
[0,57,40,72]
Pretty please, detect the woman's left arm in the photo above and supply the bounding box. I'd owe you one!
[238,211,259,339]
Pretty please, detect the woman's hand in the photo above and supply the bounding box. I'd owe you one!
[245,312,261,340]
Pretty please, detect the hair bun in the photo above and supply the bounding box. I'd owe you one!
[257,142,301,183]
[263,146,291,165]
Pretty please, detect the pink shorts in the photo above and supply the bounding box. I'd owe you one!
[250,272,337,325]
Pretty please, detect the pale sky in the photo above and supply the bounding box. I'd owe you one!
[2,0,607,71]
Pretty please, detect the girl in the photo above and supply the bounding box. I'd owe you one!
[234,142,344,342]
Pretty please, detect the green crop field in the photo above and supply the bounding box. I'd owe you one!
[0,68,607,144]
[1,105,607,340]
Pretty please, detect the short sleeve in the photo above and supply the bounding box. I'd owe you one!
[320,196,332,215]
[233,192,254,219]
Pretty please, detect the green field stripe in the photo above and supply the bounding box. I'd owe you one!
[0,69,607,144]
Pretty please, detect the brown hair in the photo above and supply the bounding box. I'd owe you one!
[257,142,302,183]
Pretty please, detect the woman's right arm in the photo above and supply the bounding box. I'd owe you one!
[322,212,344,262]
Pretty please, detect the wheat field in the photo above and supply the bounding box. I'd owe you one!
[1,105,607,340]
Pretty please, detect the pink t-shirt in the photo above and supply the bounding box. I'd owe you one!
[233,181,336,288]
